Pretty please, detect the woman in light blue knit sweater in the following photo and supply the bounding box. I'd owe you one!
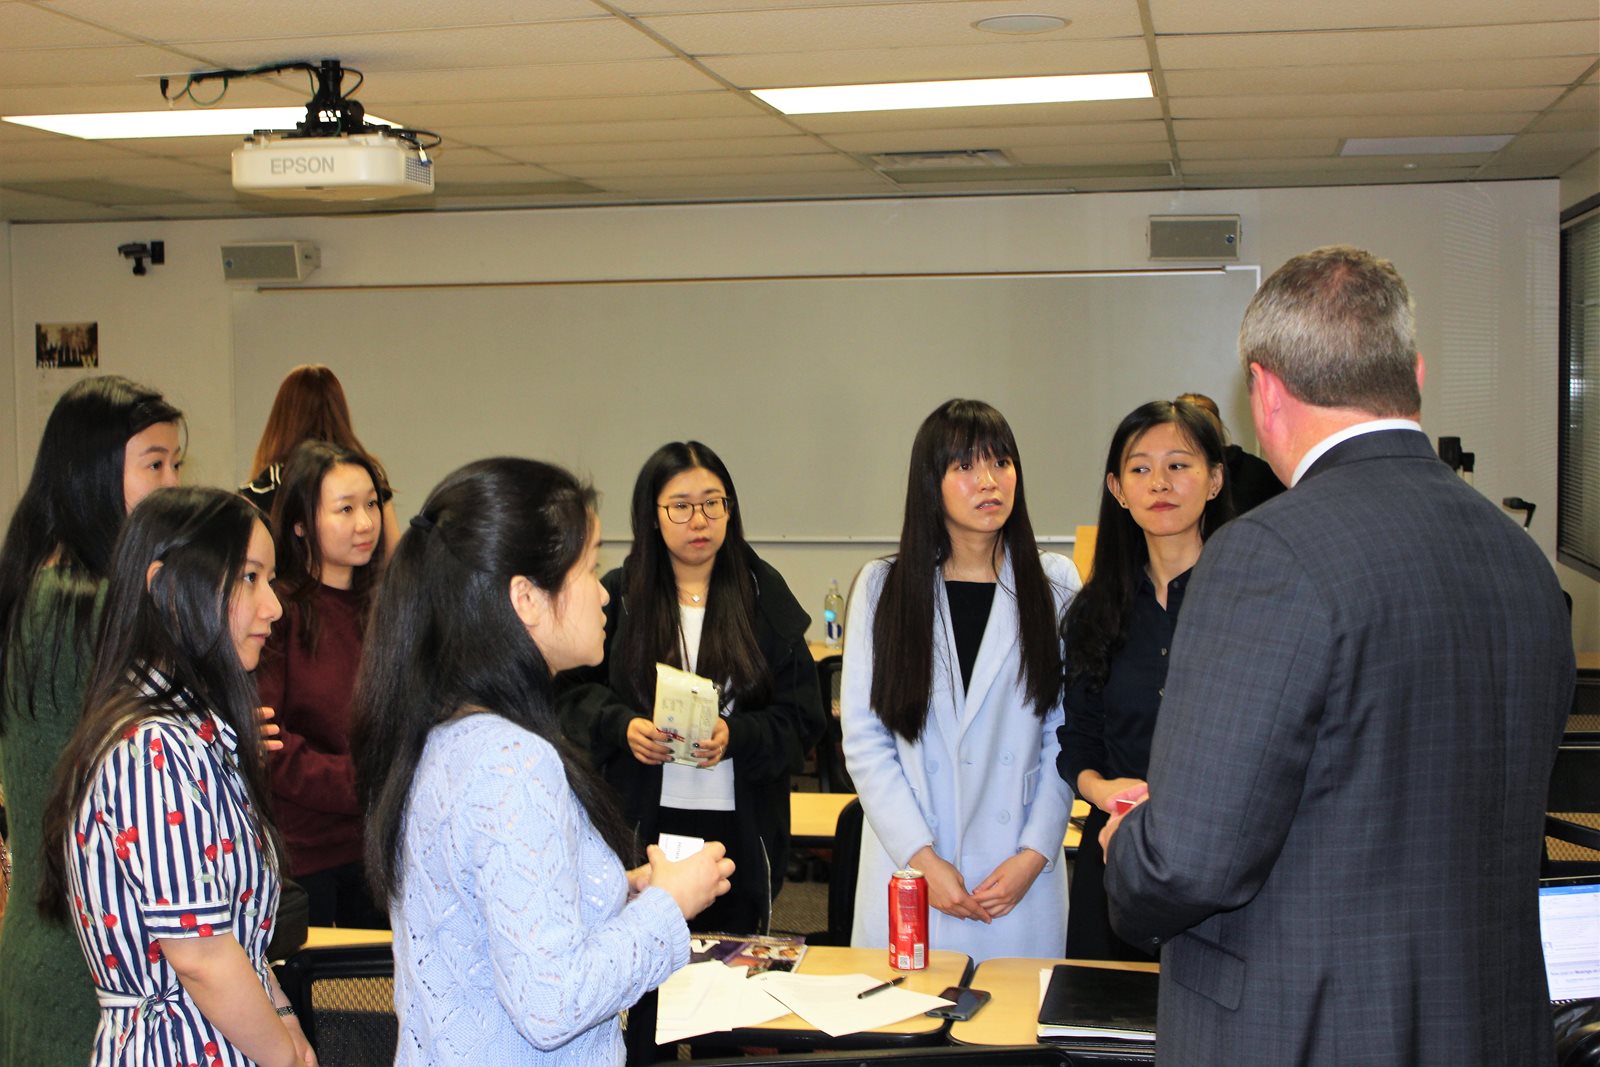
[352,459,734,1065]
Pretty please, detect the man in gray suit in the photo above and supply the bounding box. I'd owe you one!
[1101,246,1573,1065]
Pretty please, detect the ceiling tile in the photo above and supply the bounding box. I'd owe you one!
[0,2,140,48]
[1168,88,1569,119]
[1180,138,1341,160]
[500,135,824,163]
[1148,0,1599,34]
[443,114,798,147]
[349,59,724,103]
[555,153,862,178]
[37,0,603,40]
[639,1,1142,55]
[1165,57,1594,96]
[789,97,1163,133]
[701,38,1152,89]
[185,19,673,72]
[381,92,768,128]
[1498,129,1600,157]
[0,187,145,220]
[596,170,894,195]
[1157,23,1597,70]
[1175,115,1532,141]
[1183,154,1490,174]
[0,44,217,88]
[819,121,1170,153]
[1007,142,1174,165]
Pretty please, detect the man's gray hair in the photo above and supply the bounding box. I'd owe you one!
[1239,245,1420,417]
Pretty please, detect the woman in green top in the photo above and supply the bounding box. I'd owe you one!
[0,376,183,1065]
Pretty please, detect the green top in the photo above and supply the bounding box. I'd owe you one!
[0,567,105,1065]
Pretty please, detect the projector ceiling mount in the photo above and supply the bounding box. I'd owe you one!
[160,58,437,147]
[163,59,441,200]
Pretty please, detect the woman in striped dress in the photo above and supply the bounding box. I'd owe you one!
[40,488,315,1067]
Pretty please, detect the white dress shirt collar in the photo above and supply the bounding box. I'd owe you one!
[1291,418,1425,486]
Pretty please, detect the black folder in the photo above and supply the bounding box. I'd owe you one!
[1037,964,1158,1044]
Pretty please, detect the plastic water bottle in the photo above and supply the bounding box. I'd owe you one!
[823,579,844,650]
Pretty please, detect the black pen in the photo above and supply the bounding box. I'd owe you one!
[856,976,905,999]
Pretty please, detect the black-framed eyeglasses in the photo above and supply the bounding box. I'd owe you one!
[659,497,730,524]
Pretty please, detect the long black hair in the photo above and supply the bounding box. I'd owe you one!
[1062,399,1234,690]
[618,442,771,711]
[40,488,281,921]
[352,458,634,902]
[869,399,1062,742]
[0,376,182,735]
[270,440,385,655]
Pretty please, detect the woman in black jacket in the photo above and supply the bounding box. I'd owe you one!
[558,441,823,935]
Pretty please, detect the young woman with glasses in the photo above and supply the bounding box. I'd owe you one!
[558,442,824,935]
[841,399,1079,963]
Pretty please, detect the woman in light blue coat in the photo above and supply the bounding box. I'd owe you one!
[842,399,1079,964]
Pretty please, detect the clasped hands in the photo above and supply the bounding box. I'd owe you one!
[627,715,728,768]
[909,845,1048,923]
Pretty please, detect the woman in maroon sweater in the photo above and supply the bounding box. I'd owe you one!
[257,441,387,928]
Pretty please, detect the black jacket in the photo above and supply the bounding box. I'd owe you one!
[556,551,824,906]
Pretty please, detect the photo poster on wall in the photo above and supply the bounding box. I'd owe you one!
[230,268,1260,541]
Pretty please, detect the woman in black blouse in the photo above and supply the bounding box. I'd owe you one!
[1058,399,1233,959]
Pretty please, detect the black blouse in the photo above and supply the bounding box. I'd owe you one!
[944,580,996,693]
[1058,567,1192,793]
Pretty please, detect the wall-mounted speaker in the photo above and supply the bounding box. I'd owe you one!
[220,241,320,282]
[1148,215,1241,261]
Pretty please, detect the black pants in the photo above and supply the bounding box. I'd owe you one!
[299,861,390,930]
[656,806,769,936]
[1066,806,1155,961]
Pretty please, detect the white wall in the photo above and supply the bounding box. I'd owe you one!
[8,181,1593,648]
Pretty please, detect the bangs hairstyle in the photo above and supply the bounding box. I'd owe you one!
[620,441,771,713]
[40,487,280,921]
[250,365,386,488]
[869,399,1062,741]
[0,375,182,735]
[1063,399,1234,691]
[352,458,633,903]
[270,440,385,655]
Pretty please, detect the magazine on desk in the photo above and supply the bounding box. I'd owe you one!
[689,933,808,974]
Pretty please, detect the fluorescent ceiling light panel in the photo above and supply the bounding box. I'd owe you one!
[752,72,1151,115]
[2,108,397,139]
[1340,135,1513,156]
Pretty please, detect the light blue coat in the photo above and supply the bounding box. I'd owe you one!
[842,551,1079,964]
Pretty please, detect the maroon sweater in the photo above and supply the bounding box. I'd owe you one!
[256,583,365,877]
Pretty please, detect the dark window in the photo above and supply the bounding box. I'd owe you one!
[1560,194,1600,581]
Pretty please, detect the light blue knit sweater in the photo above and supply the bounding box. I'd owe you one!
[392,714,688,1065]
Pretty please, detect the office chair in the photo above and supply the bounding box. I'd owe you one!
[814,654,852,793]
[274,942,398,1066]
[1545,744,1600,878]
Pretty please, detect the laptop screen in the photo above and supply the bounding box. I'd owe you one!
[1540,876,1600,1003]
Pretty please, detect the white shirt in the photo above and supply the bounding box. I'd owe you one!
[1291,418,1425,486]
[659,604,736,812]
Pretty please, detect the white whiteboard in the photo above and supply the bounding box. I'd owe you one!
[231,268,1259,541]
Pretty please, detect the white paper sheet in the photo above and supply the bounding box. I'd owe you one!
[656,833,706,862]
[655,962,789,1044]
[751,972,953,1038]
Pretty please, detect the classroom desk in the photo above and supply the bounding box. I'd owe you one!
[1579,651,1600,675]
[810,642,842,663]
[300,925,394,950]
[684,944,971,1052]
[790,792,1090,852]
[949,956,1159,1048]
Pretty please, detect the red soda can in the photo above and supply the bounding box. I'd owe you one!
[887,868,928,970]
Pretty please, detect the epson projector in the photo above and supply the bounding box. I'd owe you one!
[232,131,433,200]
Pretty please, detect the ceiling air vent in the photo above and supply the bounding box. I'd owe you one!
[866,149,1012,171]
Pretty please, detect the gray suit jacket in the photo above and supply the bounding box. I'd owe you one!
[1103,429,1573,1066]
